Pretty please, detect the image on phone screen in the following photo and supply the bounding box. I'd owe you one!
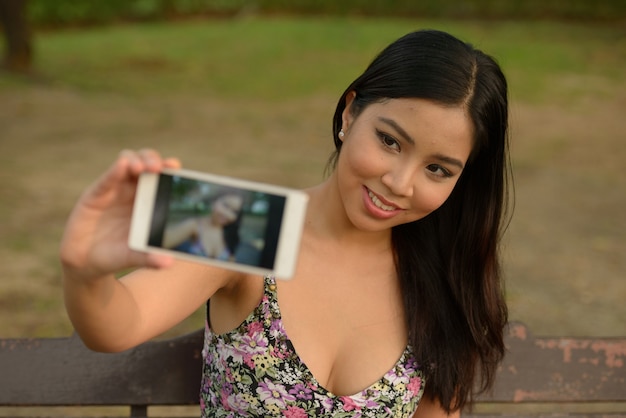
[147,173,286,271]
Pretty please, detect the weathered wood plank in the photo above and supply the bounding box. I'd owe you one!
[2,322,625,417]
[475,323,626,403]
[0,329,204,407]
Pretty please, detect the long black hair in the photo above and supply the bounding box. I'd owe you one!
[329,29,511,413]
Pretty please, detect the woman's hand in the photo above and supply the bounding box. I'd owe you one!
[60,149,229,352]
[60,149,181,281]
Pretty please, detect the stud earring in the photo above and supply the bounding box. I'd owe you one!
[338,129,345,139]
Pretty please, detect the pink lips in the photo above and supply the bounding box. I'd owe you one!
[362,187,403,219]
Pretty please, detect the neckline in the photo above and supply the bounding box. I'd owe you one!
[264,276,418,399]
[206,276,420,399]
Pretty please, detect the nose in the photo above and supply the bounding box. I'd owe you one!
[381,164,415,197]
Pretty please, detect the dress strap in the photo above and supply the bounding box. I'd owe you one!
[262,275,281,323]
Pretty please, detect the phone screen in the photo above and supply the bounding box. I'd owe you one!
[147,173,286,270]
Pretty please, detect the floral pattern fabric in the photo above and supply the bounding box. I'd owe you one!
[201,276,425,417]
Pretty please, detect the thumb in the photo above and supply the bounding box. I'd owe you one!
[143,252,176,270]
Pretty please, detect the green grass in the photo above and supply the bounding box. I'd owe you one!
[27,0,626,24]
[1,16,625,344]
[13,16,623,103]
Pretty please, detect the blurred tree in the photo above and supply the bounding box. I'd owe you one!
[0,0,33,74]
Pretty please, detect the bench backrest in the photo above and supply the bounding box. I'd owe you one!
[477,322,626,402]
[1,323,625,416]
[0,329,204,416]
[466,322,626,417]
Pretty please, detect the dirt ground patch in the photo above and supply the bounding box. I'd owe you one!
[0,81,624,338]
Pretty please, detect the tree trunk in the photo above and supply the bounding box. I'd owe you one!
[0,0,32,73]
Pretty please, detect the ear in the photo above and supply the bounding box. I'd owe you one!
[341,90,357,133]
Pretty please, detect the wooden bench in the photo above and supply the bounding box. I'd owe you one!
[1,322,624,417]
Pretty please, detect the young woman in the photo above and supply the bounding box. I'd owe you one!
[163,190,245,261]
[61,29,511,417]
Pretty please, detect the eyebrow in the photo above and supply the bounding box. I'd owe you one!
[432,153,465,170]
[378,116,465,170]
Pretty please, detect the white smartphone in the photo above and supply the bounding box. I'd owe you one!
[129,168,309,279]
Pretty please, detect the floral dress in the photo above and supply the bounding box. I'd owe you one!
[201,276,425,417]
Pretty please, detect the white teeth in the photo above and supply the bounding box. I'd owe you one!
[368,191,395,211]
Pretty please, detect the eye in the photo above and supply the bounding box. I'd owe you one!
[426,164,453,178]
[376,130,400,151]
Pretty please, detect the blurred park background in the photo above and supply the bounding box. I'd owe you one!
[1,0,625,345]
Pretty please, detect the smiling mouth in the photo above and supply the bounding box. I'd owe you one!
[367,190,398,212]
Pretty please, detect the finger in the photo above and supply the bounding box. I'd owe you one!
[146,253,175,270]
[128,250,175,270]
[118,149,160,176]
[118,149,145,176]
[137,149,163,173]
[85,155,131,202]
[163,157,182,170]
[118,149,181,174]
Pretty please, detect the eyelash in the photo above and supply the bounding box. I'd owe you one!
[376,130,400,151]
[377,129,454,179]
[427,164,453,178]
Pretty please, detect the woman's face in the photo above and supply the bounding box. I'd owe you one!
[335,94,473,232]
[211,194,243,226]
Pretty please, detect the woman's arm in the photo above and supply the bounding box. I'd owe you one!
[60,150,236,352]
[162,218,199,249]
[63,259,233,352]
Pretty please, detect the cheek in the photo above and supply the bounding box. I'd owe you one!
[341,140,384,179]
[411,183,457,216]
